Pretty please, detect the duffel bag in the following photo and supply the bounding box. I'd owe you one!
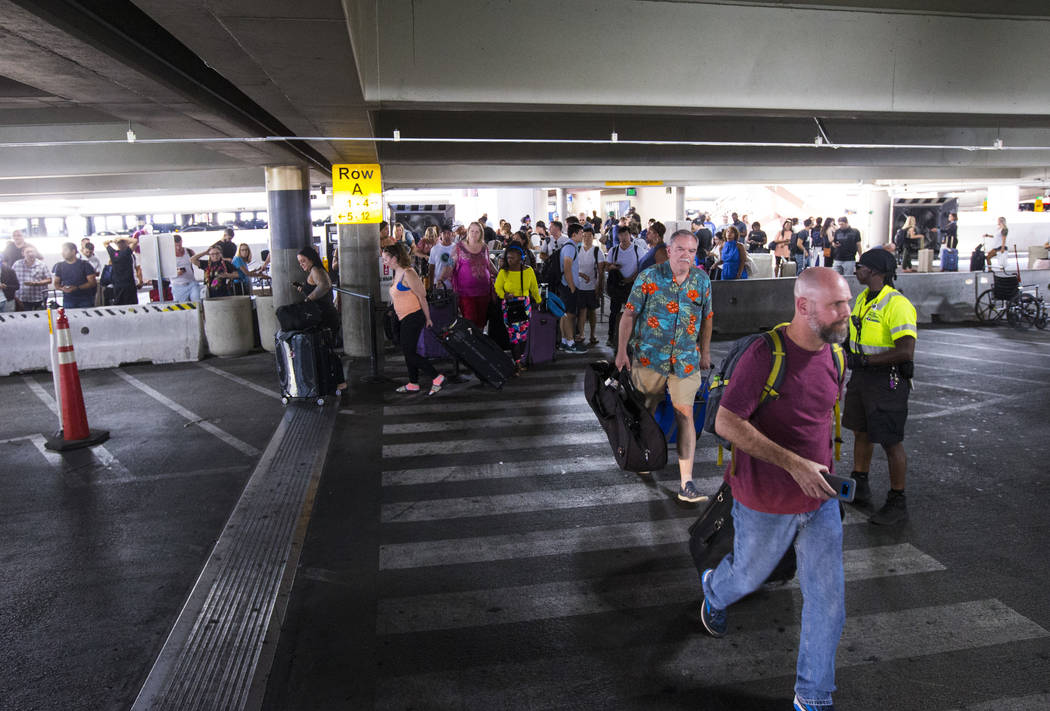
[583,360,667,473]
[276,300,324,332]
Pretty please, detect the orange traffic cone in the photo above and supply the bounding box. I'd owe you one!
[44,308,109,451]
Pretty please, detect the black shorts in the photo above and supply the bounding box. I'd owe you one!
[560,284,578,315]
[841,369,910,445]
[576,290,598,310]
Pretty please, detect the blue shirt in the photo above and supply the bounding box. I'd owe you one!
[560,240,580,287]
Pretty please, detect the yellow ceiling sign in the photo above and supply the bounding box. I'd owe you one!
[332,163,382,224]
[604,181,663,187]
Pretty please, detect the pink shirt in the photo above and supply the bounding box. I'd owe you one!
[451,242,492,297]
[720,334,842,514]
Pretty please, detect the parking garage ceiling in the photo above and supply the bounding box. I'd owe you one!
[1,0,1049,197]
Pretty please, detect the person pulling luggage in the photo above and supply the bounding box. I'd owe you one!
[843,248,917,525]
[699,267,852,711]
[494,244,541,371]
[293,245,347,396]
[614,230,713,503]
[382,243,446,396]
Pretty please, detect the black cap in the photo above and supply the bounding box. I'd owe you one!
[858,248,897,275]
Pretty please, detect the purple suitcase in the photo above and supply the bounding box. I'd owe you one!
[417,289,458,358]
[526,308,558,366]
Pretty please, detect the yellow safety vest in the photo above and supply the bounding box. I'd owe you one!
[849,285,918,355]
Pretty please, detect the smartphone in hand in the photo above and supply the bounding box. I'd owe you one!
[823,473,856,503]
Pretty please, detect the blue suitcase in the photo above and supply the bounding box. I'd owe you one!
[940,247,959,272]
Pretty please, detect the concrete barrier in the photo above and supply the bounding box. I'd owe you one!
[202,296,254,357]
[710,269,1050,335]
[1029,245,1048,270]
[255,295,277,353]
[0,303,204,376]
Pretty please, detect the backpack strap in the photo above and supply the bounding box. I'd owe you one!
[830,342,845,461]
[759,322,791,405]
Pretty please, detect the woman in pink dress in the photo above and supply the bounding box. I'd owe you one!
[451,221,497,327]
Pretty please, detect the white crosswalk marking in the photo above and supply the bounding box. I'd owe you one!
[383,410,596,434]
[382,429,608,458]
[377,544,945,634]
[381,477,720,523]
[374,600,1049,709]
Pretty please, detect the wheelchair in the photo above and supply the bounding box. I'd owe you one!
[974,271,1048,331]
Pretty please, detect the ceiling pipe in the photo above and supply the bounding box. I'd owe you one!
[3,135,1050,152]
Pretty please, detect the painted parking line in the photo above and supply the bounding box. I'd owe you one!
[382,429,608,458]
[114,370,261,457]
[373,599,1048,708]
[23,375,129,476]
[196,362,281,400]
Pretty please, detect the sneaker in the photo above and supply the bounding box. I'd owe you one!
[395,383,420,393]
[677,480,706,503]
[556,342,569,352]
[699,569,727,638]
[568,342,589,354]
[793,695,835,711]
[869,489,908,525]
[851,471,871,507]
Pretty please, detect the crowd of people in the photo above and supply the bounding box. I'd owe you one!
[0,226,271,311]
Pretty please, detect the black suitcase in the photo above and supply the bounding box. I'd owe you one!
[274,329,343,404]
[486,298,512,351]
[436,318,516,389]
[688,481,797,585]
[583,361,668,473]
[276,301,324,332]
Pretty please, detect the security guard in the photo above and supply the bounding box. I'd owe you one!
[842,248,917,525]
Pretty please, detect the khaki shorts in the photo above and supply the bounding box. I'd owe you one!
[631,363,703,413]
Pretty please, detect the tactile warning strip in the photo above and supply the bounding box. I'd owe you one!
[132,403,337,711]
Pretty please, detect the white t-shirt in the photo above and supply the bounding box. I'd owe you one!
[632,237,648,252]
[575,244,606,291]
[429,242,456,284]
[607,242,642,280]
[541,234,570,256]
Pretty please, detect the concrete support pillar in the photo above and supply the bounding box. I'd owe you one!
[673,186,686,221]
[866,188,891,249]
[338,223,382,360]
[555,188,567,222]
[265,165,312,308]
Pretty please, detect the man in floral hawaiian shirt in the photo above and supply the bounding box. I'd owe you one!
[615,230,713,502]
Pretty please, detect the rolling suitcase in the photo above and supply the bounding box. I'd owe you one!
[584,360,668,473]
[417,288,458,359]
[486,299,512,351]
[917,248,933,273]
[525,308,558,366]
[688,481,797,585]
[940,247,959,272]
[274,329,342,405]
[437,318,516,389]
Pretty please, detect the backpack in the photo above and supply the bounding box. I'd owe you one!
[539,240,577,287]
[702,323,846,469]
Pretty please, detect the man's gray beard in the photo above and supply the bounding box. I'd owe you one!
[809,311,848,344]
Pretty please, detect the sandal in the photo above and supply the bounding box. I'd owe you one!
[427,374,445,397]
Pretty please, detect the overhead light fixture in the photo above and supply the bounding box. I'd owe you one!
[814,135,824,146]
[611,131,618,143]
[393,129,401,142]
[993,138,1004,149]
[126,121,136,143]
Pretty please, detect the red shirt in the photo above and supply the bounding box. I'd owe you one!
[720,333,842,514]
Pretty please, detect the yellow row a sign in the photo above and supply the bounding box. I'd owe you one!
[332,164,382,224]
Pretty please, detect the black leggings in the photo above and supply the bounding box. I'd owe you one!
[398,310,439,384]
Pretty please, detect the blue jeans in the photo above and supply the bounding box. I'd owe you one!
[794,254,807,275]
[703,497,844,705]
